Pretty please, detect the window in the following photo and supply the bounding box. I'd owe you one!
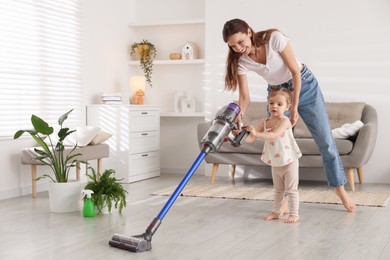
[0,0,82,139]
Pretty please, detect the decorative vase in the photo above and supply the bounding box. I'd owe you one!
[48,181,82,213]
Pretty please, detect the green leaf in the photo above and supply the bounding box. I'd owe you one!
[55,142,65,152]
[58,109,73,126]
[13,129,37,139]
[35,174,55,182]
[58,128,76,142]
[31,114,54,135]
[14,130,26,139]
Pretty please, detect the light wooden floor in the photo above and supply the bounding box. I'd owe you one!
[1,174,390,260]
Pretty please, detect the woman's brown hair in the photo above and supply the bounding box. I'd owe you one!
[222,19,278,92]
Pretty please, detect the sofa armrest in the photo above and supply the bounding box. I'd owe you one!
[344,104,378,167]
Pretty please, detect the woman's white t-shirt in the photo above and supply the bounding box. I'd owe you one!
[237,31,300,85]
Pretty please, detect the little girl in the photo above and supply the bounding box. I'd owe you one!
[245,86,302,223]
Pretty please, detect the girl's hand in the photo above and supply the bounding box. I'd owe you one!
[246,125,257,136]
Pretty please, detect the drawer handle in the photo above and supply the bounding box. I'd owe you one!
[141,154,149,157]
[141,112,148,115]
[141,133,148,136]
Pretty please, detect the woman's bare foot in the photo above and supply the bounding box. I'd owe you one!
[280,196,289,215]
[264,212,279,221]
[335,185,356,212]
[284,215,299,224]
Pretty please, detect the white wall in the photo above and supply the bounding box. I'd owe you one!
[1,0,389,200]
[82,0,130,104]
[204,0,390,183]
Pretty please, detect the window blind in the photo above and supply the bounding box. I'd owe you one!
[0,0,82,139]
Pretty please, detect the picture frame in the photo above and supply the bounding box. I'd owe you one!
[181,98,195,113]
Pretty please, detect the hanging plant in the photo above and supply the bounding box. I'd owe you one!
[130,39,157,87]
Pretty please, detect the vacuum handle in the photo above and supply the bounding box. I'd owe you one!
[228,127,249,147]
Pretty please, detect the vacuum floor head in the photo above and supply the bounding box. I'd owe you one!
[109,233,151,252]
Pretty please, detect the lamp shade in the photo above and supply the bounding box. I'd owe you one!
[129,76,146,92]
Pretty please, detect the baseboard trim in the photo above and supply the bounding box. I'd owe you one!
[0,182,48,200]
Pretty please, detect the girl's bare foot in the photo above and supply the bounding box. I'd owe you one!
[335,185,356,212]
[280,196,289,215]
[264,212,279,221]
[284,215,299,224]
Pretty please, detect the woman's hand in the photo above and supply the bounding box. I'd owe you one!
[290,107,299,126]
[232,114,244,135]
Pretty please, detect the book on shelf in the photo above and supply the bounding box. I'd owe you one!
[102,100,122,105]
[100,92,122,97]
[99,92,122,104]
[101,96,121,101]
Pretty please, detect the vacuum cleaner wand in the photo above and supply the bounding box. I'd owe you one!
[109,102,241,253]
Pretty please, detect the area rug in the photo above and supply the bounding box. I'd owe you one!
[151,184,390,207]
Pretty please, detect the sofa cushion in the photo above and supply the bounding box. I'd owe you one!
[216,137,353,155]
[63,126,101,147]
[217,139,265,154]
[294,102,366,138]
[296,138,353,155]
[242,102,268,127]
[89,130,112,145]
[332,120,364,139]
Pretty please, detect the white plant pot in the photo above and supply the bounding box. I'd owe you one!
[48,182,81,213]
[96,195,114,214]
[100,203,110,215]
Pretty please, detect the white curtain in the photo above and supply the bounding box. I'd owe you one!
[0,0,83,138]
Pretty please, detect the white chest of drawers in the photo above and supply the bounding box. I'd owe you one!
[86,105,160,183]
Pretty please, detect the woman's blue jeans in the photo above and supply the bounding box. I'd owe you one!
[267,64,347,187]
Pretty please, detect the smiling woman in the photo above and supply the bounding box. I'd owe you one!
[0,0,83,139]
[222,18,356,212]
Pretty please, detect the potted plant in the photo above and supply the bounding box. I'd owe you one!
[14,109,83,212]
[84,167,127,214]
[130,39,157,87]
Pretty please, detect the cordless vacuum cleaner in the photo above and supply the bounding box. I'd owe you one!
[109,103,248,253]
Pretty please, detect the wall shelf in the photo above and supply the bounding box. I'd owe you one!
[128,59,204,66]
[128,18,205,28]
[128,6,205,116]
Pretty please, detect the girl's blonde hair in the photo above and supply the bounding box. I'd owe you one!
[268,85,293,106]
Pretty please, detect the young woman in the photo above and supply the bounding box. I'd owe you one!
[222,18,355,212]
[246,87,301,223]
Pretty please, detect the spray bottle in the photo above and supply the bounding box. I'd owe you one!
[82,190,95,218]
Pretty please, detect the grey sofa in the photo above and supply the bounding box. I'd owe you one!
[197,102,378,191]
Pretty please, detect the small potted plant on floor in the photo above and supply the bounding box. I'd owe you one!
[84,167,127,214]
[14,109,83,213]
[130,39,157,87]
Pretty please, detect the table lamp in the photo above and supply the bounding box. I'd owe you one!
[129,76,146,105]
